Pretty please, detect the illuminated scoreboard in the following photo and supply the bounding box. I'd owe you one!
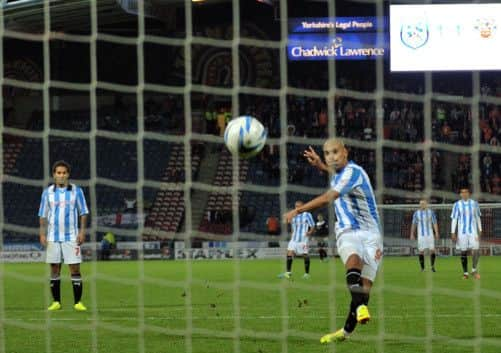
[390,4,501,71]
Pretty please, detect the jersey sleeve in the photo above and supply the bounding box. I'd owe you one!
[38,189,49,218]
[475,201,482,232]
[412,211,418,225]
[332,167,361,196]
[306,213,315,228]
[76,187,89,216]
[450,202,459,219]
[431,210,437,224]
[475,201,482,217]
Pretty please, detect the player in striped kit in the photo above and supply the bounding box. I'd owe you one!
[410,199,439,272]
[39,161,89,311]
[450,187,482,279]
[286,138,383,344]
[278,201,315,279]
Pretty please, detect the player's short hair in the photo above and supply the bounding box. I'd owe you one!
[52,160,71,174]
[324,138,346,149]
[458,185,470,193]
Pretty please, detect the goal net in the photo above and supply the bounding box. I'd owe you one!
[1,0,501,353]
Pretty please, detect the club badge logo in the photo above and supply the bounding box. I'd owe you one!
[474,18,497,38]
[400,22,429,49]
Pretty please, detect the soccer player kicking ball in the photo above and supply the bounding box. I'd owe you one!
[39,161,89,311]
[450,187,482,279]
[410,199,439,272]
[284,139,383,344]
[278,201,315,279]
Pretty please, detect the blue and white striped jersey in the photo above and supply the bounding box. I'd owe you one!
[38,184,89,242]
[451,199,481,235]
[291,212,315,242]
[412,209,437,237]
[331,161,381,236]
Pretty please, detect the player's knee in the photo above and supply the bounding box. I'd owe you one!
[345,254,363,268]
[50,266,61,277]
[69,265,81,276]
[361,277,373,290]
[50,272,60,280]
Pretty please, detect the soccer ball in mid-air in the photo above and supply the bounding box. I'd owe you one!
[224,116,267,159]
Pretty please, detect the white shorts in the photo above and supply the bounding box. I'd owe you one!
[46,241,82,264]
[336,230,383,282]
[287,240,309,255]
[417,236,435,252]
[456,233,479,251]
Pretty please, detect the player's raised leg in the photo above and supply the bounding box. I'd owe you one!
[321,252,372,344]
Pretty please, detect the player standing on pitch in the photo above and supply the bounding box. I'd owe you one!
[410,199,439,272]
[284,138,383,343]
[450,187,482,279]
[278,201,315,279]
[39,160,89,311]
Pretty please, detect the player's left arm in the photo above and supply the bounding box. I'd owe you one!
[450,202,458,241]
[410,223,416,240]
[38,189,49,247]
[76,187,89,245]
[410,211,417,240]
[284,190,338,224]
[475,201,482,237]
[432,211,439,240]
[306,213,316,236]
[78,215,88,245]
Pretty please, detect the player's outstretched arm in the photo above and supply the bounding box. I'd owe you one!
[283,190,339,223]
[303,146,330,174]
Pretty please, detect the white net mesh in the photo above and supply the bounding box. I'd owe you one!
[1,0,501,352]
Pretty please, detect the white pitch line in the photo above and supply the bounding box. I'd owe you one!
[4,313,501,322]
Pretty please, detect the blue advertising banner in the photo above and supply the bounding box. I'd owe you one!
[288,33,387,61]
[289,17,387,33]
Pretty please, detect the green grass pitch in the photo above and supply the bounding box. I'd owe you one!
[1,256,501,353]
